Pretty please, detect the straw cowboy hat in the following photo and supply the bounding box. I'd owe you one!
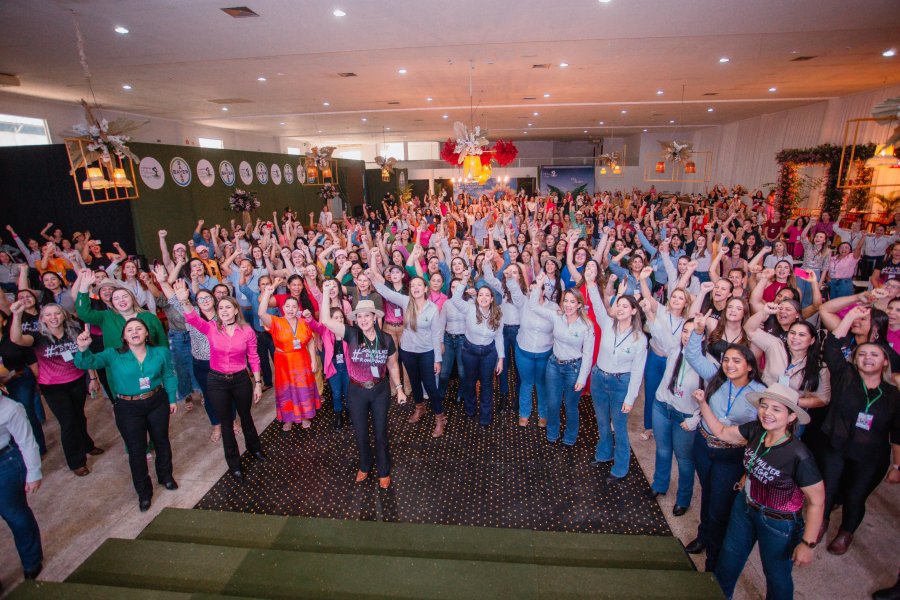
[746,382,810,425]
[349,299,384,320]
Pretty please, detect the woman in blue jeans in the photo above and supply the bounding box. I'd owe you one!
[527,275,594,443]
[584,272,647,481]
[481,256,527,412]
[693,382,825,600]
[437,279,467,405]
[515,281,554,427]
[303,306,350,429]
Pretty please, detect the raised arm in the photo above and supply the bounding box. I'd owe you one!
[692,389,748,445]
[318,280,347,339]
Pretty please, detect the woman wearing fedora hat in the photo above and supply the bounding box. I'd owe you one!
[318,283,406,488]
[693,382,825,600]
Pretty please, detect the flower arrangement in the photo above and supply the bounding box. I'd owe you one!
[319,183,339,203]
[228,189,259,213]
[440,139,461,164]
[659,141,693,163]
[492,140,519,166]
[774,143,876,216]
[67,100,144,169]
[306,146,336,169]
[452,122,489,163]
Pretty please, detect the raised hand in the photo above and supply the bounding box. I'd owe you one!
[639,266,654,280]
[173,279,190,303]
[158,230,167,238]
[700,281,715,294]
[76,324,92,352]
[693,309,712,332]
[692,389,707,405]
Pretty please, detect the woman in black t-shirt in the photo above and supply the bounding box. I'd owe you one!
[318,282,406,489]
[694,382,825,600]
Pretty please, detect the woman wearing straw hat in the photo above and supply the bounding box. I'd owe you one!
[693,382,825,600]
[318,283,406,489]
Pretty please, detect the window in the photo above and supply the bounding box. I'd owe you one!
[376,142,405,161]
[198,137,224,149]
[0,113,51,147]
[334,148,362,160]
[407,141,438,160]
[286,147,301,155]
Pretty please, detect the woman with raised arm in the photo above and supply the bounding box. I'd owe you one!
[682,309,765,573]
[694,382,824,599]
[318,281,406,488]
[74,320,178,512]
[174,280,265,483]
[449,270,505,426]
[257,280,320,431]
[584,272,648,482]
[527,272,594,444]
[514,275,555,428]
[10,300,102,475]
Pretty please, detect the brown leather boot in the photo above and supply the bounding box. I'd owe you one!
[432,414,447,438]
[827,530,853,555]
[408,404,427,423]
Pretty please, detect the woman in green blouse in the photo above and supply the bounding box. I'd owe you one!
[74,319,179,512]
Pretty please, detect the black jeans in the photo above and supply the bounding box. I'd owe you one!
[399,348,441,414]
[114,388,173,501]
[41,378,95,470]
[256,330,275,387]
[347,380,391,477]
[206,370,261,471]
[693,431,745,573]
[818,444,889,534]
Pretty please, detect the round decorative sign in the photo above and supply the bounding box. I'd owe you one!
[138,157,165,190]
[238,161,253,185]
[283,164,294,184]
[196,159,215,187]
[297,163,307,184]
[255,162,269,184]
[219,160,236,186]
[169,157,192,187]
[270,163,282,185]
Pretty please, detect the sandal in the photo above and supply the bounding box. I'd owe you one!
[301,419,312,429]
[640,430,653,441]
[282,422,292,432]
[210,426,221,443]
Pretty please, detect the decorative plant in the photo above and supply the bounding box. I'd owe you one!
[228,189,259,213]
[397,182,413,204]
[67,100,144,168]
[318,183,339,203]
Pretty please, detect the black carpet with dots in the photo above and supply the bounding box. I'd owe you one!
[195,380,673,536]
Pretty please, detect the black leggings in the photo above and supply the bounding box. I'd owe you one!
[818,444,890,533]
[41,377,95,470]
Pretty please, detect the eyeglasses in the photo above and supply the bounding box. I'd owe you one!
[197,297,214,303]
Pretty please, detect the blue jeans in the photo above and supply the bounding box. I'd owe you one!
[399,348,442,414]
[460,340,497,426]
[6,370,46,455]
[715,494,802,600]
[643,350,667,431]
[437,333,465,402]
[828,278,855,299]
[693,430,745,572]
[590,367,632,478]
[516,346,551,419]
[651,401,696,507]
[0,446,43,572]
[328,361,349,412]
[545,355,582,444]
[695,271,710,283]
[498,325,520,400]
[168,330,196,401]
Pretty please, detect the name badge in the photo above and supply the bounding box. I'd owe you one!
[335,353,345,365]
[139,377,151,390]
[61,350,74,362]
[394,308,402,317]
[370,365,380,378]
[674,388,684,398]
[855,412,873,431]
[293,338,302,350]
[778,375,790,386]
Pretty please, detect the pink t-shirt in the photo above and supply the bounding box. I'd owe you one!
[888,328,900,355]
[184,310,261,374]
[32,334,84,385]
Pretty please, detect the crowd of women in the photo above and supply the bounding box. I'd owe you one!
[1,185,899,599]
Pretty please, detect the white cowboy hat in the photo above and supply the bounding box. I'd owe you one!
[349,299,384,320]
[746,382,810,425]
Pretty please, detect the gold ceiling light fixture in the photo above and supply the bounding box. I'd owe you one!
[376,126,397,182]
[645,84,711,182]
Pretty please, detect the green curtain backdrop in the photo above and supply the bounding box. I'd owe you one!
[128,142,365,259]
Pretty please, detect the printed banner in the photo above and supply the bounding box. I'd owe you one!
[454,178,518,200]
[538,165,594,197]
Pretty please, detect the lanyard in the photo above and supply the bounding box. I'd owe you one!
[747,432,789,474]
[861,381,883,414]
[726,381,748,416]
[675,353,689,390]
[362,332,380,364]
[669,313,685,337]
[288,318,301,340]
[613,328,632,354]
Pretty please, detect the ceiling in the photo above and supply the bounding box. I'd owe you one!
[1,0,898,144]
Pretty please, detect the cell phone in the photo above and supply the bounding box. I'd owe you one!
[794,267,810,279]
[153,259,159,268]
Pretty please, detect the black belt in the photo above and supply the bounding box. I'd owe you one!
[445,332,465,339]
[0,443,13,457]
[745,495,798,521]
[209,369,249,379]
[350,378,386,390]
[552,355,581,366]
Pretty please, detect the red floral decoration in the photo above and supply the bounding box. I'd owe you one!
[439,139,460,165]
[492,140,519,166]
[479,152,493,166]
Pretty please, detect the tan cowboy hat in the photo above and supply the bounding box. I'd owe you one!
[541,255,562,271]
[746,382,810,425]
[97,278,124,290]
[349,299,384,320]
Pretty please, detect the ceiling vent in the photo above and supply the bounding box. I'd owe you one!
[532,64,551,69]
[387,101,400,105]
[337,72,358,78]
[221,6,259,18]
[522,96,536,100]
[702,92,718,96]
[207,98,253,104]
[0,73,21,87]
[791,55,817,62]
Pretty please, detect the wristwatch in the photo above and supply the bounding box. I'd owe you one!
[799,539,817,549]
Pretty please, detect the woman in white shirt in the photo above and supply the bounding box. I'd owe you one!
[482,251,527,411]
[450,270,504,426]
[514,280,555,427]
[528,275,595,444]
[369,269,445,437]
[584,271,648,482]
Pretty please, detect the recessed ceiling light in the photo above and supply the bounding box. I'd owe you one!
[523,131,528,134]
[317,129,322,133]
[114,26,129,34]
[528,123,533,127]
[361,117,367,122]
[426,97,433,101]
[533,112,539,116]
[333,9,346,17]
[398,68,407,74]
[768,87,777,92]
[385,127,391,130]
[643,129,648,132]
[719,57,730,63]
[620,110,627,114]
[598,0,611,3]
[599,121,604,125]
[656,90,664,95]
[257,76,267,82]
[884,49,896,57]
[323,101,330,106]
[122,84,132,90]
[222,107,228,111]
[544,93,551,98]
[583,130,588,133]
[279,122,286,125]
[559,62,569,67]
[442,114,449,119]
[669,120,675,124]
[707,107,714,112]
